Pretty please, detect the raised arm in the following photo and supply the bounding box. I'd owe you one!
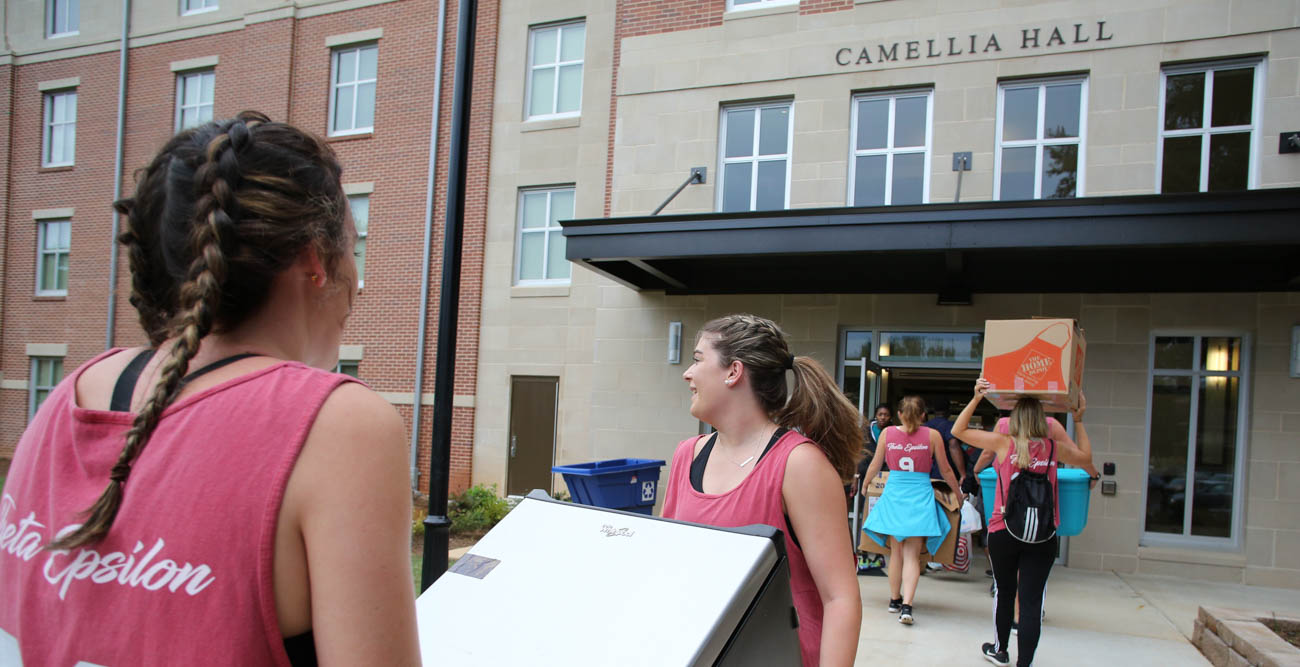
[784,444,862,667]
[950,378,1008,455]
[931,429,961,492]
[1054,394,1094,470]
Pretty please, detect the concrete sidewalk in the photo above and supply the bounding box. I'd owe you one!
[854,554,1300,665]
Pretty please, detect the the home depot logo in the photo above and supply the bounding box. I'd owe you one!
[1016,349,1055,385]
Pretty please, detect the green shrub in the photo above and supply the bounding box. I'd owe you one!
[412,507,427,539]
[449,483,511,534]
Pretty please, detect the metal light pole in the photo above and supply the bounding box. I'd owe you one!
[420,0,476,592]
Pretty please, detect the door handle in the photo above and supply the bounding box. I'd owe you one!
[510,435,517,458]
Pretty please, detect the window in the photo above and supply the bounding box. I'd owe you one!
[29,357,64,420]
[1158,61,1261,193]
[43,90,77,167]
[995,78,1086,200]
[515,187,573,284]
[47,0,78,37]
[181,0,218,14]
[718,102,791,212]
[329,44,377,135]
[1143,334,1249,546]
[335,360,360,378]
[526,21,585,119]
[37,220,70,296]
[849,90,932,206]
[348,194,369,287]
[175,70,215,131]
[727,0,798,10]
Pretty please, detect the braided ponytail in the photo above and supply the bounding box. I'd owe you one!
[48,113,335,551]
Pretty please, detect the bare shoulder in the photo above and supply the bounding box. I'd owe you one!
[785,442,838,484]
[293,382,407,496]
[75,347,143,410]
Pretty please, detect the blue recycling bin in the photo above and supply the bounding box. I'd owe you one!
[552,458,666,515]
[978,467,1091,536]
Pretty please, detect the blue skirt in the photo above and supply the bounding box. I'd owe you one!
[862,470,951,555]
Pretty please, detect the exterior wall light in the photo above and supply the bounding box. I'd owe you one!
[668,321,683,364]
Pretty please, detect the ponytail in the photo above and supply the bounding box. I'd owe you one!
[775,356,864,482]
[1007,397,1049,471]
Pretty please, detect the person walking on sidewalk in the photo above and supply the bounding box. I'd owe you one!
[662,314,863,667]
[951,379,1094,667]
[859,396,962,625]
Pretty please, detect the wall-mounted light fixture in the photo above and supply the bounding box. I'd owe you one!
[668,321,683,364]
[1291,325,1300,378]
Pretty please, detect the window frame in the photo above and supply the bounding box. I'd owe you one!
[514,186,575,286]
[335,360,360,378]
[524,20,586,121]
[175,69,216,131]
[47,0,78,38]
[716,100,794,213]
[42,89,77,168]
[328,43,379,137]
[28,356,64,421]
[347,193,369,289]
[993,76,1088,201]
[36,219,70,297]
[1139,331,1253,551]
[180,0,219,15]
[726,0,798,11]
[1155,59,1264,194]
[846,88,934,206]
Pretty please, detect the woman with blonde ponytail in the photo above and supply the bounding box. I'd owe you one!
[661,314,863,667]
[0,112,419,665]
[951,379,1094,667]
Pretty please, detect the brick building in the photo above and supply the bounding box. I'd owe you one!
[0,0,497,493]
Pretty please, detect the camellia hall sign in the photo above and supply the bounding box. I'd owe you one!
[834,21,1115,67]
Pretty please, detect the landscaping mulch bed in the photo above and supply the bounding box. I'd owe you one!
[1262,618,1300,650]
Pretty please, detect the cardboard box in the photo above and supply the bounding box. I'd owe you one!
[858,477,961,565]
[981,318,1086,412]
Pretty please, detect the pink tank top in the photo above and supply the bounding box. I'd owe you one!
[661,431,823,667]
[883,425,934,474]
[0,349,355,666]
[987,419,1060,534]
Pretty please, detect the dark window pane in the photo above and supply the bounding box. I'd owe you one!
[1002,87,1038,141]
[878,332,983,363]
[842,364,862,409]
[1146,375,1192,535]
[722,162,752,212]
[1042,144,1077,199]
[1155,336,1194,369]
[999,146,1035,200]
[1044,84,1081,138]
[1161,136,1202,193]
[1191,376,1238,538]
[854,155,886,206]
[891,153,924,205]
[758,107,789,156]
[844,331,872,361]
[856,99,888,150]
[1207,132,1250,192]
[724,109,755,158]
[1164,72,1205,130]
[1210,68,1253,127]
[894,96,927,148]
[755,161,786,210]
[1201,337,1241,372]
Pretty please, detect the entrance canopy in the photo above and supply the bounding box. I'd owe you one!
[561,188,1300,295]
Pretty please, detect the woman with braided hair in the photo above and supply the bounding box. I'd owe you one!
[0,112,419,665]
[661,314,864,666]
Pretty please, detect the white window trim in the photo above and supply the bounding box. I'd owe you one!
[175,70,215,132]
[514,186,574,286]
[1139,331,1253,552]
[1154,58,1264,194]
[47,0,78,38]
[328,43,378,137]
[716,100,794,212]
[42,90,76,168]
[993,76,1088,200]
[180,0,218,16]
[36,219,70,297]
[727,0,798,11]
[846,88,933,206]
[524,20,585,121]
[28,356,64,421]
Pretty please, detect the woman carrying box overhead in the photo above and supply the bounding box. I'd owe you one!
[859,396,962,625]
[662,314,863,667]
[951,379,1094,667]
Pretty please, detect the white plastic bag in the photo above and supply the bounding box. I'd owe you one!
[959,498,983,534]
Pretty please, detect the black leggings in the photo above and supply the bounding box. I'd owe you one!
[989,530,1057,667]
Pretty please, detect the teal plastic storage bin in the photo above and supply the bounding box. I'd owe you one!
[552,458,666,515]
[977,467,1091,537]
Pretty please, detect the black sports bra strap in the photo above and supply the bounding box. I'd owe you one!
[110,348,157,412]
[179,352,261,387]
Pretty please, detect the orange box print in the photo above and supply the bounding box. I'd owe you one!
[981,319,1086,412]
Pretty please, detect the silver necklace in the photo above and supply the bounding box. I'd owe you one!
[722,426,774,468]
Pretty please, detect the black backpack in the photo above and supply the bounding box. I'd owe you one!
[1002,439,1057,543]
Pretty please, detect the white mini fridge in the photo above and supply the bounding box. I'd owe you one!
[415,491,803,666]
